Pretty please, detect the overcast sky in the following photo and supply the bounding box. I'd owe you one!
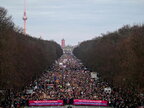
[1,0,144,45]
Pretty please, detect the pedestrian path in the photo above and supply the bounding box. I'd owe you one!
[11,53,114,107]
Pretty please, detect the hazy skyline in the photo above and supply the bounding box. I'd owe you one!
[1,0,144,45]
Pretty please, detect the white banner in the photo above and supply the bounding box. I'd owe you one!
[91,72,98,79]
[104,87,112,94]
[26,89,33,94]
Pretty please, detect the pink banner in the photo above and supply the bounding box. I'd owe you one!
[29,100,64,106]
[74,99,108,106]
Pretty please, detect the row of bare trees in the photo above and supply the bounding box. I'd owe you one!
[0,7,63,89]
[73,25,144,92]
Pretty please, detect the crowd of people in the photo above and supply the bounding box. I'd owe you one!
[1,53,144,108]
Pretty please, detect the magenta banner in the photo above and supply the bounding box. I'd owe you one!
[74,99,108,106]
[29,100,64,106]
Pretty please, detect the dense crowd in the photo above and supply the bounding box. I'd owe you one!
[1,53,144,108]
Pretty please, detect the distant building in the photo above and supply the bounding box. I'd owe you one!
[61,39,65,48]
[63,45,74,54]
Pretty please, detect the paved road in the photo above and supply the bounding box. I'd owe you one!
[25,105,113,108]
